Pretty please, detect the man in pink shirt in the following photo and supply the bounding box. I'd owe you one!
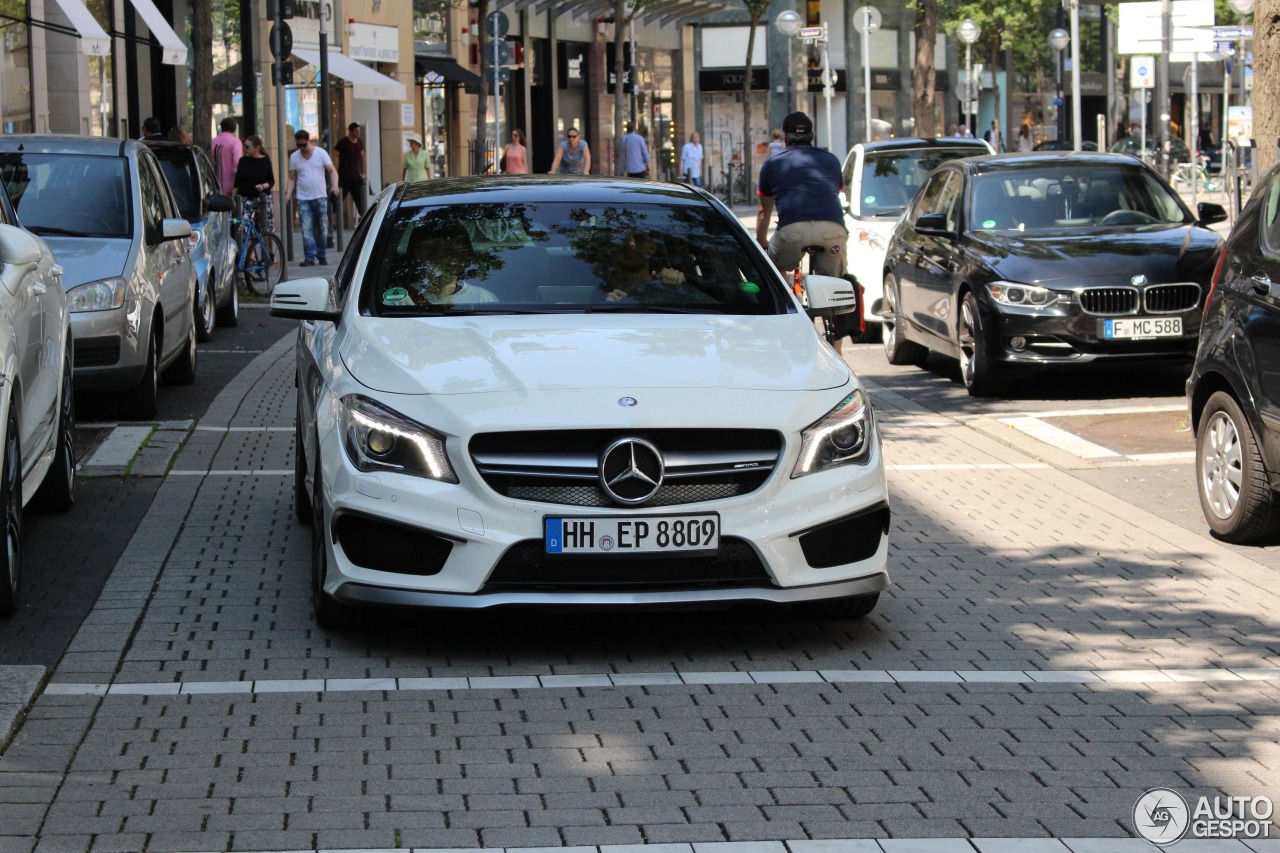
[210,117,243,197]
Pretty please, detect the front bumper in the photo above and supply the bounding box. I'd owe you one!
[70,300,148,391]
[983,300,1200,366]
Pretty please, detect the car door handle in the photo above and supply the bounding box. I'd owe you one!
[32,282,45,295]
[1251,273,1272,295]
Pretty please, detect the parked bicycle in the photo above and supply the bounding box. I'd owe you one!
[1172,154,1222,193]
[233,200,285,295]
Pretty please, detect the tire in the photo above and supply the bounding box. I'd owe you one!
[882,275,928,366]
[0,405,22,617]
[195,277,216,343]
[216,271,239,328]
[122,327,159,420]
[295,398,312,526]
[31,356,75,513]
[162,320,197,386]
[958,292,1006,398]
[311,438,358,630]
[801,591,879,620]
[1197,390,1280,543]
[243,234,285,296]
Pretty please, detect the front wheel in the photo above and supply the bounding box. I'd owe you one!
[1197,390,1280,543]
[958,292,1006,398]
[882,276,928,366]
[217,271,240,327]
[122,327,159,420]
[196,277,216,342]
[162,320,197,386]
[0,405,22,616]
[32,356,75,513]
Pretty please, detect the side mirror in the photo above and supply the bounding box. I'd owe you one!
[161,218,192,241]
[0,224,42,269]
[914,212,953,237]
[803,274,857,318]
[269,276,341,322]
[205,193,234,214]
[1198,201,1228,227]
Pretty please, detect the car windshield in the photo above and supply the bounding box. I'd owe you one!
[0,153,131,238]
[368,201,788,316]
[969,165,1189,232]
[153,152,200,220]
[860,146,986,216]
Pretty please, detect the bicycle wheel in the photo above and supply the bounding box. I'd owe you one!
[242,233,285,295]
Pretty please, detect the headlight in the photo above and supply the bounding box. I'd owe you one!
[856,229,885,251]
[67,277,126,312]
[339,395,458,483]
[792,390,875,478]
[986,281,1066,309]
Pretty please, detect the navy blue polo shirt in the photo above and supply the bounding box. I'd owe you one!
[757,143,844,228]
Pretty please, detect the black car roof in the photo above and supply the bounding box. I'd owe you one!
[0,134,133,157]
[396,176,715,207]
[963,152,1148,173]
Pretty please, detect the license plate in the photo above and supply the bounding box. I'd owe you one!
[1102,317,1183,339]
[545,513,720,556]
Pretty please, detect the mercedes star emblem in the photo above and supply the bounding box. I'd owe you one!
[618,396,638,407]
[599,438,664,505]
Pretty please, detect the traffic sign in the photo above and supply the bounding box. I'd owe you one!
[1130,54,1155,89]
[852,6,881,33]
[493,40,512,67]
[1213,25,1253,39]
[484,66,511,85]
[269,22,292,60]
[485,11,509,38]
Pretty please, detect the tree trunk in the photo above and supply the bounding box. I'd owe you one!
[475,0,490,174]
[742,15,758,205]
[191,0,213,148]
[912,0,939,138]
[615,0,629,175]
[1256,0,1279,172]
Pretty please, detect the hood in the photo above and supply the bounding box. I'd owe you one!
[340,314,850,396]
[966,225,1222,286]
[40,237,132,288]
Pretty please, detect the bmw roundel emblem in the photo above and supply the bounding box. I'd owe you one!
[618,396,638,407]
[1131,274,1147,286]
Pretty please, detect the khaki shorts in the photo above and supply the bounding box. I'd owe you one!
[769,220,849,277]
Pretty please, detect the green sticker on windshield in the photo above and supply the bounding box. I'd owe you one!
[982,219,997,229]
[740,281,760,294]
[383,287,409,304]
[864,195,876,204]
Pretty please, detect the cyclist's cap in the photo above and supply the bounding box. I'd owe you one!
[782,111,813,134]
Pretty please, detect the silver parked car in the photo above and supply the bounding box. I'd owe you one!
[0,136,196,419]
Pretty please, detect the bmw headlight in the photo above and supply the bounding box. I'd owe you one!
[792,390,875,478]
[987,281,1066,309]
[339,395,458,483]
[67,277,126,312]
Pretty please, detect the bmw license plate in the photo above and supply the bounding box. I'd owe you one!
[545,514,720,556]
[1102,317,1183,339]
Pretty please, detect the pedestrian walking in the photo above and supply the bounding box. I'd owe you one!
[234,135,275,236]
[502,129,528,175]
[768,129,785,159]
[288,129,339,267]
[984,119,1003,153]
[332,122,367,222]
[549,128,590,175]
[1017,124,1034,152]
[620,122,650,178]
[679,132,704,186]
[402,133,430,182]
[210,117,243,197]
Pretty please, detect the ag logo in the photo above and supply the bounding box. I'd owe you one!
[1134,788,1190,845]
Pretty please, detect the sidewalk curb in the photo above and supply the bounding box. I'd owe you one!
[0,664,43,756]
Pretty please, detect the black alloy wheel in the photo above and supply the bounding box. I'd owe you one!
[32,354,75,512]
[0,404,23,616]
[882,276,928,366]
[958,291,1006,397]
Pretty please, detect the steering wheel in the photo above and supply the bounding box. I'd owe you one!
[1099,210,1158,226]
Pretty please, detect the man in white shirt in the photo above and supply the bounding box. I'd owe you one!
[288,129,339,266]
[679,132,704,186]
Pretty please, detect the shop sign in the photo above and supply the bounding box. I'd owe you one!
[349,22,399,63]
[698,68,768,92]
[558,42,586,90]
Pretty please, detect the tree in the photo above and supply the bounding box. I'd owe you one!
[912,0,942,137]
[191,0,213,148]
[1254,0,1277,172]
[741,0,771,201]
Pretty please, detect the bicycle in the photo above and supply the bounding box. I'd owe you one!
[232,205,285,295]
[1172,155,1222,193]
[787,244,864,351]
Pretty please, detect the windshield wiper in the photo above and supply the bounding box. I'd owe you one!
[29,225,92,237]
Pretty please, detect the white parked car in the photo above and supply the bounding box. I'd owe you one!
[273,177,891,629]
[0,186,76,616]
[841,137,991,339]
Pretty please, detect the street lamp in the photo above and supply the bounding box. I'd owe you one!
[1048,28,1069,143]
[956,19,980,138]
[775,9,802,115]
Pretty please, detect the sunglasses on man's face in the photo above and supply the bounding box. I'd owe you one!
[568,134,578,138]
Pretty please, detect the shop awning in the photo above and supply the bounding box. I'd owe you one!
[416,55,482,95]
[47,0,111,57]
[126,0,187,65]
[292,48,407,101]
[492,0,729,25]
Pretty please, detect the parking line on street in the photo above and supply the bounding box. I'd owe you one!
[192,425,293,432]
[999,416,1122,460]
[1127,451,1196,463]
[41,667,1276,698]
[167,469,293,476]
[888,462,1052,471]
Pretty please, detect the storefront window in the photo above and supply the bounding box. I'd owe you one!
[0,0,32,132]
[413,1,448,51]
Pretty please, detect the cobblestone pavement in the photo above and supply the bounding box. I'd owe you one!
[1,283,1280,850]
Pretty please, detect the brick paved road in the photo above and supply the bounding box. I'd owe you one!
[0,328,1278,852]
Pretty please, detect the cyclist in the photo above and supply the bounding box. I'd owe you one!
[755,111,855,351]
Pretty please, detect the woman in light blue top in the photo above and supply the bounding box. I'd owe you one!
[549,128,590,175]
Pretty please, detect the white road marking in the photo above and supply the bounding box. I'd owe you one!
[889,463,1052,471]
[167,469,293,476]
[1000,415,1123,459]
[192,425,292,432]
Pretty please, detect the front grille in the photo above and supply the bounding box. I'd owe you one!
[1144,283,1201,313]
[333,513,453,575]
[1080,288,1138,315]
[470,429,783,508]
[797,504,890,569]
[74,336,121,368]
[482,537,773,592]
